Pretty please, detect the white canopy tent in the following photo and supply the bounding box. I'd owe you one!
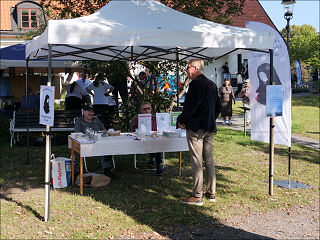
[26,0,274,62]
[25,0,276,222]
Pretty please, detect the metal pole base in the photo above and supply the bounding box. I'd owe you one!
[267,180,312,189]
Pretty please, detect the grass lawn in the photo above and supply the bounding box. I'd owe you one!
[0,94,318,239]
[292,95,319,139]
[0,126,318,239]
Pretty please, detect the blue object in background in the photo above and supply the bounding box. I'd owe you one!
[0,77,11,96]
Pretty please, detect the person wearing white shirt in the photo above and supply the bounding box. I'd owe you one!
[86,76,114,129]
[76,73,92,105]
[65,82,83,110]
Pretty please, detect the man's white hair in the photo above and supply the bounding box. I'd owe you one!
[189,59,204,74]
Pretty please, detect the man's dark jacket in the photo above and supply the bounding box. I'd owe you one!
[177,74,222,134]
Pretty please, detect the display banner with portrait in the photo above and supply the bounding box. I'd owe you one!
[246,21,291,147]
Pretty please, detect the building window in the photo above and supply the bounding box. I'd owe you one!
[21,9,39,29]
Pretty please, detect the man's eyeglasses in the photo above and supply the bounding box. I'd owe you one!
[186,66,195,70]
[142,107,151,111]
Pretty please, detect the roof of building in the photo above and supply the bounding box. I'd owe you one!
[0,0,17,31]
[230,0,278,31]
[0,0,41,32]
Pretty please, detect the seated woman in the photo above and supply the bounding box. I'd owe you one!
[65,82,83,110]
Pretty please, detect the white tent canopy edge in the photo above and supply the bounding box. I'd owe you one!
[26,0,274,62]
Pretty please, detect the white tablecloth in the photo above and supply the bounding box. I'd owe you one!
[68,134,189,157]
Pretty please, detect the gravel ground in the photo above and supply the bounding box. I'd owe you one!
[119,199,319,239]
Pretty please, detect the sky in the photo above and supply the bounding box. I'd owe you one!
[259,0,319,32]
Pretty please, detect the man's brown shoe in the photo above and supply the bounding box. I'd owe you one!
[179,196,203,206]
[204,192,216,202]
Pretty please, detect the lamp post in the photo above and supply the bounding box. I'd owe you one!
[282,0,295,189]
[282,0,295,52]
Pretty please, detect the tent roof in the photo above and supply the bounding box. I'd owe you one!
[0,43,83,73]
[26,0,274,62]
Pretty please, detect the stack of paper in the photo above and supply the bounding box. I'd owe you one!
[162,130,180,138]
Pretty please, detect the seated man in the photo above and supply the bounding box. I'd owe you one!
[132,102,163,176]
[21,87,40,110]
[74,105,115,179]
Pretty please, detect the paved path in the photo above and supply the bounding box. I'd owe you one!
[221,92,320,151]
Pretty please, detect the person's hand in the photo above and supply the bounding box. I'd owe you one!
[178,122,187,130]
[104,92,110,97]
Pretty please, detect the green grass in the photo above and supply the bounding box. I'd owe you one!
[292,95,319,139]
[0,127,319,239]
[0,94,319,239]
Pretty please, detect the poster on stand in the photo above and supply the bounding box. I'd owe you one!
[40,85,55,126]
[138,114,151,134]
[156,113,170,132]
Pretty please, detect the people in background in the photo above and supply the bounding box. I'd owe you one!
[312,68,319,94]
[235,73,243,97]
[218,78,236,125]
[76,72,92,106]
[221,62,230,80]
[239,79,251,126]
[74,105,115,179]
[241,63,248,80]
[65,82,82,110]
[177,59,222,206]
[20,87,40,111]
[86,74,114,129]
[132,102,163,176]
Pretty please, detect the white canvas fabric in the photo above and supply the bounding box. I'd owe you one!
[26,0,274,62]
[246,21,292,147]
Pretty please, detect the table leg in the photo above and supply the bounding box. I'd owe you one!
[71,148,74,184]
[179,151,182,176]
[244,109,247,138]
[80,156,83,195]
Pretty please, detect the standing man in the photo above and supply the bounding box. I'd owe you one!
[177,59,222,206]
[76,72,92,106]
[221,62,230,80]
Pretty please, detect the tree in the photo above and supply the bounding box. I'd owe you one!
[280,24,320,70]
[41,0,245,24]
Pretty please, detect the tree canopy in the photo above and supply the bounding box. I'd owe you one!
[280,24,320,70]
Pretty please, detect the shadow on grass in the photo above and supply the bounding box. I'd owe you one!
[236,136,319,165]
[1,142,274,239]
[292,95,320,107]
[0,194,44,221]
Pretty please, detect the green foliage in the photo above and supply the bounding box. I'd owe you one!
[281,24,320,70]
[43,0,245,24]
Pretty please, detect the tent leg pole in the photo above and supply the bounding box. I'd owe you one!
[176,50,180,110]
[269,49,274,196]
[45,44,53,222]
[26,59,29,165]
